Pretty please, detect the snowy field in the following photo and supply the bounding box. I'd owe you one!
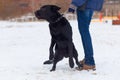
[0,20,120,80]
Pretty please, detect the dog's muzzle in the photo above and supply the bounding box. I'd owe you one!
[35,11,43,19]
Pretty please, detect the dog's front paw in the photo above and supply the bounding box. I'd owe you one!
[43,60,53,64]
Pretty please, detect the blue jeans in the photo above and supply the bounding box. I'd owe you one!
[77,9,95,65]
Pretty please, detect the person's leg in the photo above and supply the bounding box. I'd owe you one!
[76,9,95,66]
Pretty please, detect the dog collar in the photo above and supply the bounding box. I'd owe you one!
[50,14,64,23]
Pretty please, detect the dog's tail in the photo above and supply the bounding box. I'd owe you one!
[69,58,74,68]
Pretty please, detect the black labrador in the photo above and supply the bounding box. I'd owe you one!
[35,5,81,71]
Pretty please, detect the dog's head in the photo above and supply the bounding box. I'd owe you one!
[35,5,61,22]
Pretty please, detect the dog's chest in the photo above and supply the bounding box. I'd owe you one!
[49,24,64,37]
[49,23,72,41]
[50,26,60,35]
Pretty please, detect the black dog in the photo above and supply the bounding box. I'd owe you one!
[35,5,81,71]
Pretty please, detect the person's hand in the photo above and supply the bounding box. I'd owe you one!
[68,4,76,13]
[68,8,75,13]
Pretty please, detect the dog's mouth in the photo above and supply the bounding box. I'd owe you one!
[36,15,43,19]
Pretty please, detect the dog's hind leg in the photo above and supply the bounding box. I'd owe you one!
[73,45,82,68]
[50,52,63,72]
[68,42,74,68]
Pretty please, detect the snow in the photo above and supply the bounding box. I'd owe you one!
[0,20,120,80]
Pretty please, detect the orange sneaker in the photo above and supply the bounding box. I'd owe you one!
[76,64,96,71]
[82,64,96,70]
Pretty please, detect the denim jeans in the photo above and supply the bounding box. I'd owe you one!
[76,9,95,65]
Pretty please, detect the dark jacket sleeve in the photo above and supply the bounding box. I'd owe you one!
[86,0,104,11]
[71,0,104,11]
[71,0,86,7]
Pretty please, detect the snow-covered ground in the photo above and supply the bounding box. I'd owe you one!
[0,20,120,80]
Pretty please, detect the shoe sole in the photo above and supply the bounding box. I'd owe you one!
[75,67,96,71]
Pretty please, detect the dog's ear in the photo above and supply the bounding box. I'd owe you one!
[51,5,61,11]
